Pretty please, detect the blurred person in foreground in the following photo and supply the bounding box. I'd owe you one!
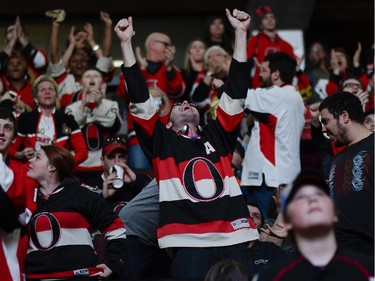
[254,170,374,281]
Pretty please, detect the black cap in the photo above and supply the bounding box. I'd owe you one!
[281,170,330,215]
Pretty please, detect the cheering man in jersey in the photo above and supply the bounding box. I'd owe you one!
[115,8,258,280]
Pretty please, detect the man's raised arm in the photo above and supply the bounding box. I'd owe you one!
[114,17,136,67]
[225,8,250,62]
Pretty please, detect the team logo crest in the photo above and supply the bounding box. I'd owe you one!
[62,123,71,134]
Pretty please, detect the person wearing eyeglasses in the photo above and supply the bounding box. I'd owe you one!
[326,43,369,97]
[115,9,259,280]
[115,28,186,171]
[340,76,373,112]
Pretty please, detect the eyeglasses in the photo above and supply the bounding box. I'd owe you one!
[154,40,171,47]
[173,102,197,108]
[104,136,127,146]
[343,83,363,90]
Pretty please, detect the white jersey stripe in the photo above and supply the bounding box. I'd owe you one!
[159,176,243,202]
[158,227,259,248]
[28,228,93,253]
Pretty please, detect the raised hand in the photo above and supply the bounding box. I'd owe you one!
[114,17,136,67]
[353,42,361,68]
[84,23,95,45]
[225,8,250,62]
[309,101,321,127]
[164,45,176,70]
[330,49,340,75]
[114,17,134,43]
[135,46,148,70]
[260,222,288,239]
[225,8,251,32]
[100,11,112,27]
[16,16,29,47]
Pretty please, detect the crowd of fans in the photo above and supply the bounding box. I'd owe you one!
[0,6,373,281]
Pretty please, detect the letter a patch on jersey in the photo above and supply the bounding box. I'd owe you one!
[204,141,216,155]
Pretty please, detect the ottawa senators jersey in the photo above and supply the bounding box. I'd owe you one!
[25,177,126,279]
[122,59,258,249]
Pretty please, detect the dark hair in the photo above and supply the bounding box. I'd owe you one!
[40,145,75,181]
[204,15,234,55]
[339,75,361,91]
[204,259,248,281]
[331,47,351,70]
[264,52,297,84]
[0,107,17,137]
[5,55,28,80]
[247,201,264,227]
[234,140,245,160]
[319,91,364,123]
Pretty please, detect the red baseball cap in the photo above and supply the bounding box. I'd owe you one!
[102,137,127,156]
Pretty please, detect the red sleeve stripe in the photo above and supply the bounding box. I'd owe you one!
[273,256,305,281]
[132,111,159,137]
[334,254,373,278]
[216,105,244,133]
[100,217,126,235]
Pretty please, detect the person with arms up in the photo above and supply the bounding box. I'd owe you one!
[115,9,258,279]
[0,16,48,77]
[116,27,186,170]
[49,11,115,107]
[254,170,374,281]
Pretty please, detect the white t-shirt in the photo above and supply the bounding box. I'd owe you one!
[35,115,55,150]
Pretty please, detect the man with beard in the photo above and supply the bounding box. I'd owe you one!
[319,92,374,256]
[241,52,305,224]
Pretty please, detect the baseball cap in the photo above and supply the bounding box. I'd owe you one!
[102,136,127,156]
[281,170,330,216]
